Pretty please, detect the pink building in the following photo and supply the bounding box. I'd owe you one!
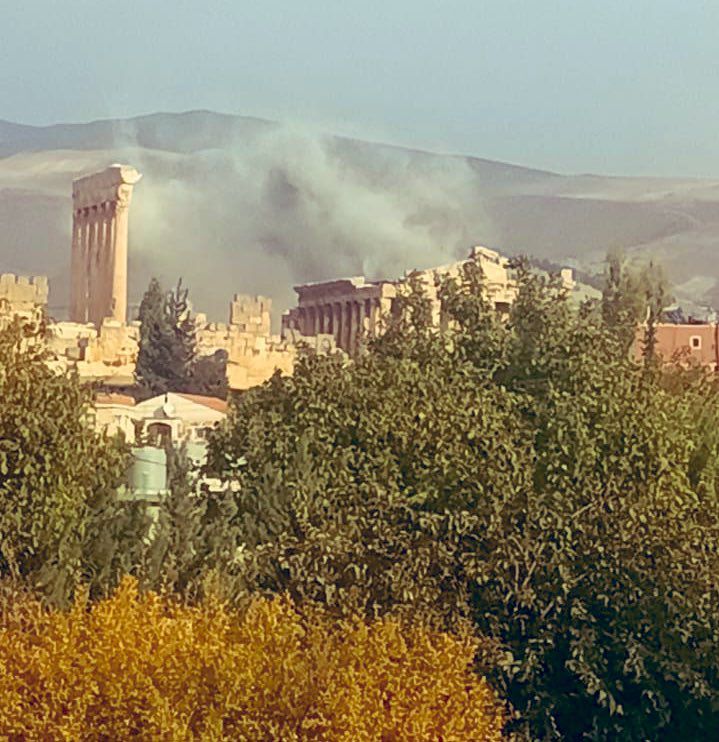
[638,323,719,370]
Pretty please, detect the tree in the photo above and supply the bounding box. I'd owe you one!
[601,249,671,362]
[165,278,196,380]
[0,578,504,739]
[135,277,176,397]
[206,258,719,739]
[135,278,228,399]
[0,321,131,605]
[184,349,229,399]
[601,249,647,350]
[640,259,669,365]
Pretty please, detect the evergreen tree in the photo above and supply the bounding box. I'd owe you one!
[165,278,196,381]
[135,278,175,398]
[601,248,646,350]
[135,278,227,399]
[640,259,669,365]
[184,350,229,399]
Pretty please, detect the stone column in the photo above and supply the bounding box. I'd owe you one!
[320,305,328,334]
[69,210,83,322]
[348,302,357,352]
[80,210,91,321]
[103,202,116,320]
[347,301,357,353]
[87,207,100,326]
[333,302,342,347]
[71,165,141,327]
[363,298,372,337]
[110,186,134,324]
[369,298,380,337]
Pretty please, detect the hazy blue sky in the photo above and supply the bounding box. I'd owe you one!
[2,1,718,176]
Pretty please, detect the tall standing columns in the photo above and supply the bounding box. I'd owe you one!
[70,164,142,326]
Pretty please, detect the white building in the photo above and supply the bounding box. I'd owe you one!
[93,392,228,447]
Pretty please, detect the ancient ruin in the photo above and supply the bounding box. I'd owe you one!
[196,294,319,390]
[282,246,533,355]
[0,273,48,329]
[2,167,582,391]
[70,165,142,327]
[282,277,394,355]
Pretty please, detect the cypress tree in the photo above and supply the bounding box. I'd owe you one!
[135,278,198,398]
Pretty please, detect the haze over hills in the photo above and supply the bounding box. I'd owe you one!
[1,110,718,321]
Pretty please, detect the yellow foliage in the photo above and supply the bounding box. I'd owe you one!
[0,577,503,740]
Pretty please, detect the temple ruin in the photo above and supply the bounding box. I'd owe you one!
[3,167,582,391]
[282,246,528,355]
[70,165,142,327]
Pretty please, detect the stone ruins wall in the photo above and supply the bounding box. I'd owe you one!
[197,294,316,391]
[46,320,139,386]
[281,246,537,356]
[282,277,396,355]
[0,274,48,329]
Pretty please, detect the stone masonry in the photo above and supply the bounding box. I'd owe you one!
[70,165,142,327]
[281,246,533,355]
[196,294,328,391]
[0,273,48,329]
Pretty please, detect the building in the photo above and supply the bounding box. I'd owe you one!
[94,391,228,448]
[638,323,719,370]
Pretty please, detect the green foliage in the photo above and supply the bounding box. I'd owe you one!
[601,249,670,361]
[0,322,131,605]
[135,278,228,399]
[184,349,229,399]
[206,258,719,739]
[4,251,717,738]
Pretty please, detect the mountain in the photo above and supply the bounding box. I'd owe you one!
[2,110,718,321]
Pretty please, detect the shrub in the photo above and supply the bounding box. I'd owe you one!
[0,577,504,740]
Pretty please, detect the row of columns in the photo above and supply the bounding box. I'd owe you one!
[297,297,384,353]
[70,199,129,327]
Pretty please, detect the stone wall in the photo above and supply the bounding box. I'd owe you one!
[0,274,48,328]
[197,294,321,391]
[46,319,139,386]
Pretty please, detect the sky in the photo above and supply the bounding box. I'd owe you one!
[2,0,719,177]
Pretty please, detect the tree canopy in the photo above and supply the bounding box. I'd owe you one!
[0,322,132,604]
[135,278,227,399]
[204,258,719,739]
[3,254,719,738]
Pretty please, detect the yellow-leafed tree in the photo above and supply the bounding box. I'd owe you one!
[0,577,504,740]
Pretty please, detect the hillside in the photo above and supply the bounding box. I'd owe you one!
[2,110,718,319]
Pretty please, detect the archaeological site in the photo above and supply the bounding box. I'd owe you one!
[6,162,698,390]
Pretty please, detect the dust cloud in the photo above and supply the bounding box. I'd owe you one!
[126,124,493,322]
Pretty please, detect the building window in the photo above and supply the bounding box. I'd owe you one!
[146,422,173,447]
[691,336,702,350]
